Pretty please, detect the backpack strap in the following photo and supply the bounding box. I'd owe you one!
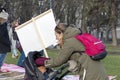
[72,51,85,55]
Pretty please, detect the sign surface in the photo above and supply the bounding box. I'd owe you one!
[15,9,57,56]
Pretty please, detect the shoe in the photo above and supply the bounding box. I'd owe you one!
[12,53,19,58]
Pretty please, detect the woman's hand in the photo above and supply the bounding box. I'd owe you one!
[67,60,78,72]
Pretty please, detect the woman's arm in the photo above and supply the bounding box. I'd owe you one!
[45,39,75,68]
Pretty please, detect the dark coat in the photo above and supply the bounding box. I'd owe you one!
[45,27,108,80]
[12,27,19,40]
[0,22,11,53]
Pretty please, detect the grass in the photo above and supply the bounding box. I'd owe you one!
[106,44,120,52]
[4,44,120,79]
[102,54,120,79]
[5,53,18,64]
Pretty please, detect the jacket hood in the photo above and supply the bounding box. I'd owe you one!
[63,27,80,40]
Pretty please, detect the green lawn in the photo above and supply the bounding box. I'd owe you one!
[5,53,18,64]
[5,47,120,79]
[102,54,120,79]
[106,43,120,52]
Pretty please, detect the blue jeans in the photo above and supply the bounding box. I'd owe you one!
[17,51,25,67]
[0,53,7,68]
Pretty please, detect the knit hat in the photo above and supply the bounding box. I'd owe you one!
[0,10,9,20]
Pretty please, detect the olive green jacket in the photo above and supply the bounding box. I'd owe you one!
[45,27,108,80]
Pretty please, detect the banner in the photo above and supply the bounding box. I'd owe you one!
[15,9,57,57]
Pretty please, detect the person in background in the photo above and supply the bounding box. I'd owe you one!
[0,8,11,72]
[35,23,109,80]
[11,20,25,67]
[9,20,18,58]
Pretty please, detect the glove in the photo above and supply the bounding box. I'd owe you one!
[35,57,49,66]
[67,60,78,72]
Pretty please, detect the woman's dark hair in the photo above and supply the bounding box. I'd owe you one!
[55,23,69,34]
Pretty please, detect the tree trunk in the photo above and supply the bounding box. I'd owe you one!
[111,24,117,46]
[104,26,112,42]
[111,0,118,46]
[81,0,86,32]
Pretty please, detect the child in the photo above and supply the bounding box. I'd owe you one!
[11,20,25,67]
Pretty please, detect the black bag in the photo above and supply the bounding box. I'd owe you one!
[90,51,107,61]
[23,51,45,80]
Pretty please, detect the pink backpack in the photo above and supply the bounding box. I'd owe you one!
[75,33,106,56]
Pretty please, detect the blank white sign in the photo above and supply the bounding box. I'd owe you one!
[15,9,57,56]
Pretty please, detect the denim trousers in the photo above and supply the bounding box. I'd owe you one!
[0,53,7,68]
[17,51,25,67]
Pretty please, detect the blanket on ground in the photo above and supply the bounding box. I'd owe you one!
[1,63,25,73]
[62,75,117,80]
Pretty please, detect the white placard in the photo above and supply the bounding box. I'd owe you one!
[15,9,57,57]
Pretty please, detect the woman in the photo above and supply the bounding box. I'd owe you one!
[37,23,109,80]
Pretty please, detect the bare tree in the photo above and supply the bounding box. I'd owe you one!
[109,0,118,46]
[1,0,119,46]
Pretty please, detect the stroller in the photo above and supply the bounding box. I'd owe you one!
[23,51,70,80]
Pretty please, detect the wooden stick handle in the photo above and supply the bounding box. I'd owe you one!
[32,18,49,58]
